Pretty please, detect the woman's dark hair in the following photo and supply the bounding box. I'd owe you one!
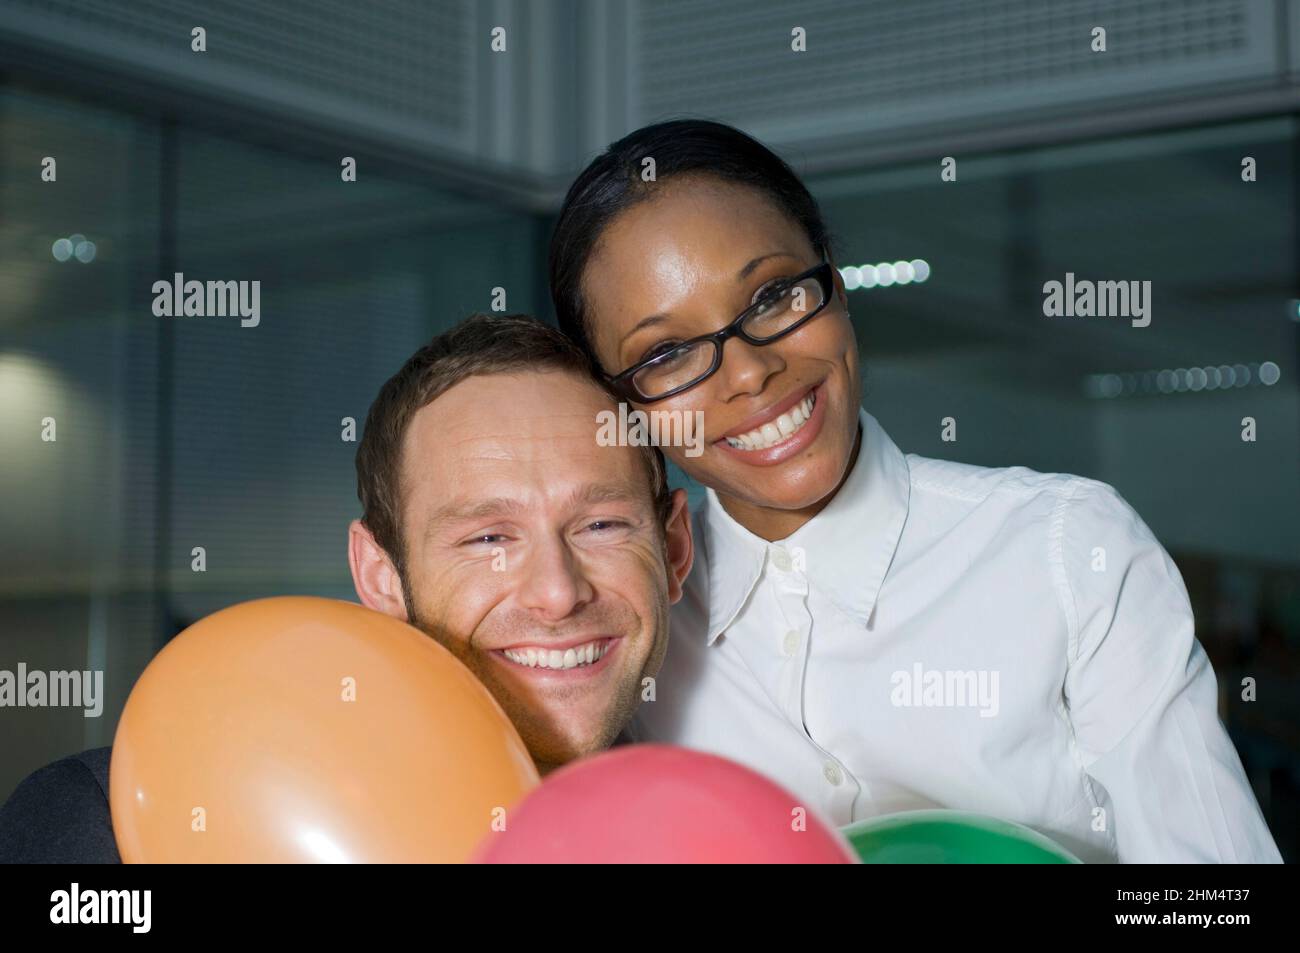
[548,118,832,370]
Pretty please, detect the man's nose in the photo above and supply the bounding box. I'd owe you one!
[516,535,595,622]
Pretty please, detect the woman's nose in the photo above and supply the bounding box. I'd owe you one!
[713,335,785,398]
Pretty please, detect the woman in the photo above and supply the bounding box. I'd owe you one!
[548,119,1279,864]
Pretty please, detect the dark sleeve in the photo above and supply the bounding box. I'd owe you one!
[0,747,121,863]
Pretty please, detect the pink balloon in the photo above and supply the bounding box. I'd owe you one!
[475,744,856,863]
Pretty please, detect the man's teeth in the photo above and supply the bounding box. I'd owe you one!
[724,391,815,451]
[501,639,610,670]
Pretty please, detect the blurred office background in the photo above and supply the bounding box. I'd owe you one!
[0,1,1297,858]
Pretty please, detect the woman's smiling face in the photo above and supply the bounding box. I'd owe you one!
[581,176,861,531]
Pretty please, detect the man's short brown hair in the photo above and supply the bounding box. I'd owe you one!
[355,313,672,583]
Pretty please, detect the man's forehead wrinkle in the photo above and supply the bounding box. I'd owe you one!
[448,434,599,465]
[436,410,604,443]
[407,427,586,466]
[402,402,640,502]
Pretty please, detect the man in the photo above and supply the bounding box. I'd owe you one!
[347,313,693,771]
[0,313,693,860]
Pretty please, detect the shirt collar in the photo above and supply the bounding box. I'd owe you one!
[701,408,911,644]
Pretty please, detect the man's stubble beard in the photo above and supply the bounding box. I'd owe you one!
[399,568,666,769]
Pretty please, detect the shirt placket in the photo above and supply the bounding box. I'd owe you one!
[767,544,862,824]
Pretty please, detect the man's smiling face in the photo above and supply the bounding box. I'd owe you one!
[392,370,687,770]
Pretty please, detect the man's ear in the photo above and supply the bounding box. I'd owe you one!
[663,488,695,604]
[348,519,410,622]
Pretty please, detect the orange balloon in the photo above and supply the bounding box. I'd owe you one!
[110,596,538,862]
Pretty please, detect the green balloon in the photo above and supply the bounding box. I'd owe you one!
[840,810,1082,864]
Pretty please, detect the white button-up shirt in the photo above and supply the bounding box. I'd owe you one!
[630,409,1281,863]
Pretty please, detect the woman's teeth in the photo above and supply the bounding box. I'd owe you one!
[724,391,816,451]
[501,639,609,670]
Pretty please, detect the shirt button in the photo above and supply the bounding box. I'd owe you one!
[770,547,793,573]
[782,630,801,656]
[823,761,843,786]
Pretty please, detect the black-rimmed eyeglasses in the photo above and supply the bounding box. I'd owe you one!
[606,261,836,403]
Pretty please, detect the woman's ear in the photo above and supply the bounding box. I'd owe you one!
[663,488,695,604]
[347,519,410,622]
[829,257,850,312]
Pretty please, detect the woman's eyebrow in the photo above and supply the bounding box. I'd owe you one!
[621,313,668,346]
[618,251,800,349]
[737,251,799,280]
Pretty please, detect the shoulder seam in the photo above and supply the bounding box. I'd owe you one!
[1049,476,1089,665]
[908,476,988,503]
[909,468,1065,506]
[71,754,110,801]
